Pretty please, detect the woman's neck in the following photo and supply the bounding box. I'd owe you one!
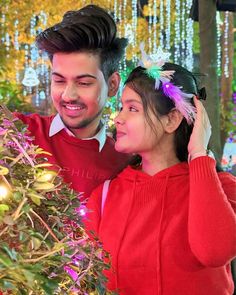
[140,149,180,176]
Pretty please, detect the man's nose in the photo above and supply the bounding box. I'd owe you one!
[61,84,78,101]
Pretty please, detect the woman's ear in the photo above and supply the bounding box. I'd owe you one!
[108,72,120,97]
[164,109,183,133]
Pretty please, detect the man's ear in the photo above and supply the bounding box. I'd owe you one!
[108,72,120,97]
[164,109,183,133]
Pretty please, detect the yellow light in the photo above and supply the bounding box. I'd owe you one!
[0,184,9,200]
[36,171,57,183]
[42,173,53,182]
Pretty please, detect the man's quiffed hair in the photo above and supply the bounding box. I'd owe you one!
[36,5,128,80]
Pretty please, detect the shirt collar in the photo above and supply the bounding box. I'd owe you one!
[49,114,106,152]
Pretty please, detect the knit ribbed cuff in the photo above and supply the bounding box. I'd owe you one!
[189,156,217,182]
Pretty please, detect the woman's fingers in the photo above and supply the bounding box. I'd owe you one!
[188,96,212,155]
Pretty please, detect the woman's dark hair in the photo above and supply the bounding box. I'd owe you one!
[36,5,128,81]
[125,63,200,163]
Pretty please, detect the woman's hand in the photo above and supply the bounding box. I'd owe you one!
[188,96,212,160]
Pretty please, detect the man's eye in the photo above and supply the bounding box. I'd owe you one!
[78,82,92,86]
[54,80,65,83]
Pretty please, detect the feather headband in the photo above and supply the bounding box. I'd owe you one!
[138,43,196,125]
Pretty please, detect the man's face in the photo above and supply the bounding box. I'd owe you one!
[51,52,109,137]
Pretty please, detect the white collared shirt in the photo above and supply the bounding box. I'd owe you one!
[49,114,106,152]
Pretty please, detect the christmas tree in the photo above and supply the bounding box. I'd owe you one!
[0,105,113,295]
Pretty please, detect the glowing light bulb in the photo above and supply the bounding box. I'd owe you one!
[0,185,9,200]
[36,171,57,182]
[75,205,87,217]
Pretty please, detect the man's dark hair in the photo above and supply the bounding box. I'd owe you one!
[36,5,128,80]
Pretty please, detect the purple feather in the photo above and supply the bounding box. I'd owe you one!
[162,82,196,124]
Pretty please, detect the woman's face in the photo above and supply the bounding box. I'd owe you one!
[114,86,167,155]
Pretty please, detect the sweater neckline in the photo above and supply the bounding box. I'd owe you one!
[57,129,101,150]
[118,162,189,181]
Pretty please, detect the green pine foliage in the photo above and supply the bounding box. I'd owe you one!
[0,105,113,295]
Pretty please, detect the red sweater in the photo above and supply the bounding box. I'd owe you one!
[15,113,129,201]
[86,157,236,295]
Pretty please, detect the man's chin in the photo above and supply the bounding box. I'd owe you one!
[62,117,93,130]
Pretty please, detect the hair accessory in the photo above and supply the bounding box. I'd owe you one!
[162,82,196,124]
[138,43,196,125]
[197,87,207,100]
[138,43,175,89]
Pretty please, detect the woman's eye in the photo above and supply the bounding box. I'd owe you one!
[129,106,138,112]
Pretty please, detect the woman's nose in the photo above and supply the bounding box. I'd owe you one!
[114,112,124,125]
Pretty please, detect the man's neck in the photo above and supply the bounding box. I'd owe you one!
[69,119,102,139]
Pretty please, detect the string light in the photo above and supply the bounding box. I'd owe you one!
[1,1,233,120]
[131,0,138,63]
[1,13,6,44]
[118,0,122,38]
[14,20,19,51]
[165,0,171,51]
[232,92,236,129]
[185,0,194,70]
[39,11,47,27]
[216,11,222,76]
[159,0,164,50]
[153,0,158,53]
[180,0,186,64]
[123,0,127,72]
[113,0,118,24]
[174,0,181,63]
[148,0,153,53]
[223,11,229,78]
[5,32,10,58]
[14,18,20,83]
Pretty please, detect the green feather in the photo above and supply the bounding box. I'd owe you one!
[145,65,161,79]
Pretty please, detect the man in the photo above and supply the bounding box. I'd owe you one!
[16,5,130,201]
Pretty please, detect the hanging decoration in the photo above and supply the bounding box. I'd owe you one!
[165,0,171,51]
[148,0,153,53]
[22,67,40,87]
[174,0,181,64]
[1,0,196,96]
[216,11,222,76]
[159,0,164,50]
[185,0,194,70]
[131,0,138,64]
[223,11,229,78]
[0,0,231,120]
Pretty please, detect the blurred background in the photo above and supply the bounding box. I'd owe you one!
[0,0,235,172]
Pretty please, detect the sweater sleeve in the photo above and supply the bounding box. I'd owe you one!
[84,184,103,238]
[188,156,236,267]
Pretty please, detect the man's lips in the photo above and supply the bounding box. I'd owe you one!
[64,104,84,110]
[62,102,86,110]
[61,103,87,117]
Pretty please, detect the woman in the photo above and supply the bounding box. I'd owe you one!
[86,61,236,295]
